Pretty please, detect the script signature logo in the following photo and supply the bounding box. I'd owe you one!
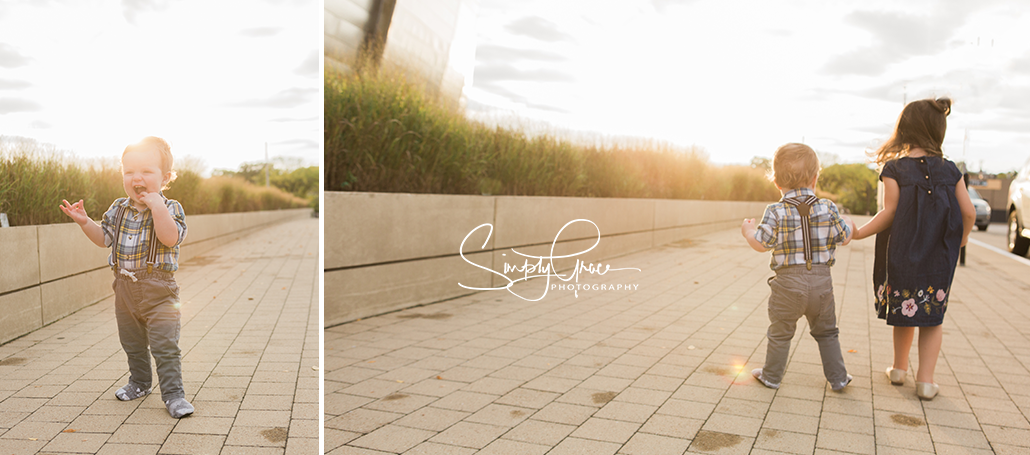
[459,219,641,301]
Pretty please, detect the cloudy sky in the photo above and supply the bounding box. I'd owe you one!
[466,0,1030,174]
[0,0,319,174]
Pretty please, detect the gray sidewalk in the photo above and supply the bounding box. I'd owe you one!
[0,217,319,455]
[325,220,1030,454]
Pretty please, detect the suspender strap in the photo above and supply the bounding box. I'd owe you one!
[782,195,819,270]
[111,205,126,271]
[145,217,158,273]
[111,202,161,274]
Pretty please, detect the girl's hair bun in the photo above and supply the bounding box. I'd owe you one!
[933,97,952,116]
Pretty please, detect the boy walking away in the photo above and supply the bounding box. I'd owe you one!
[740,143,855,391]
[60,136,193,418]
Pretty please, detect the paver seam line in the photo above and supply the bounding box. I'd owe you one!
[540,249,775,454]
[951,264,1026,374]
[932,260,1022,453]
[822,241,875,451]
[332,229,1027,454]
[323,292,490,331]
[163,220,316,450]
[158,229,288,449]
[955,247,1030,326]
[742,253,836,453]
[333,237,767,453]
[856,240,901,454]
[861,242,1006,452]
[711,258,783,455]
[0,219,315,453]
[332,240,724,366]
[207,221,317,445]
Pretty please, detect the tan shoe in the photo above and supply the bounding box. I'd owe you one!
[886,367,907,385]
[916,382,939,400]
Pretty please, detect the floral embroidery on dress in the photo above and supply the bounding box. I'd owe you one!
[901,299,917,317]
[876,284,949,317]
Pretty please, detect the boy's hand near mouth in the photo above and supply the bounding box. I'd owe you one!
[138,189,164,209]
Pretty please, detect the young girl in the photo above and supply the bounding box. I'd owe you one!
[853,97,975,400]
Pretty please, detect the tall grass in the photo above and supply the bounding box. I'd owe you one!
[325,68,781,202]
[164,175,310,215]
[1,139,308,227]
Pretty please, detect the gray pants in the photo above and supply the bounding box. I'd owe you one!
[113,270,184,401]
[762,265,847,385]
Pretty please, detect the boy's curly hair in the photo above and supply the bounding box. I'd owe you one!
[769,143,819,190]
[122,136,178,190]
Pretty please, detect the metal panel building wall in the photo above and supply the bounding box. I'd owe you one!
[324,0,374,73]
[323,0,477,108]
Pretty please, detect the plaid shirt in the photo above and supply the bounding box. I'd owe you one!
[101,196,187,272]
[754,188,850,271]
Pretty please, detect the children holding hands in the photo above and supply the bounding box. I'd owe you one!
[742,97,973,402]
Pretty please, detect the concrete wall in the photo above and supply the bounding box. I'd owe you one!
[0,208,310,345]
[325,192,769,327]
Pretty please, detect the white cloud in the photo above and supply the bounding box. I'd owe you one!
[0,43,32,68]
[0,97,42,114]
[0,0,319,173]
[469,1,1030,173]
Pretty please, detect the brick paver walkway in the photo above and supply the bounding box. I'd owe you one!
[325,218,1030,454]
[0,217,319,455]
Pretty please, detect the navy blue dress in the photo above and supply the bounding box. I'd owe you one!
[873,156,964,327]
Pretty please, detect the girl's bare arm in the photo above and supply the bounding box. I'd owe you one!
[954,181,976,247]
[854,177,899,240]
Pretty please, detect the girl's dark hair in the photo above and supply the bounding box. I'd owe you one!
[873,97,951,165]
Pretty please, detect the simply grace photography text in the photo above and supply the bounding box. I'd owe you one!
[458,219,642,300]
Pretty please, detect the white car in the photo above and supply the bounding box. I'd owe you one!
[967,187,991,231]
[1009,157,1030,256]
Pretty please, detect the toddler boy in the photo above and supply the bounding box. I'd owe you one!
[60,136,193,418]
[741,143,855,390]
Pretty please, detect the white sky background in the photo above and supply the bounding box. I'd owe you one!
[0,0,319,175]
[466,0,1030,174]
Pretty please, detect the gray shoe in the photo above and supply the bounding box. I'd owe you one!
[165,398,194,418]
[832,374,853,391]
[114,382,151,401]
[751,368,780,389]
